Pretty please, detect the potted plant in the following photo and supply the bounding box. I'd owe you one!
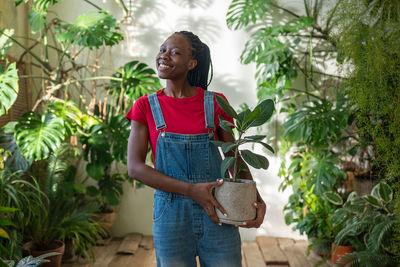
[211,95,274,225]
[324,182,397,266]
[19,144,105,267]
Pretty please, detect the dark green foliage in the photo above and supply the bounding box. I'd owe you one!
[55,10,124,49]
[332,0,400,261]
[330,182,398,266]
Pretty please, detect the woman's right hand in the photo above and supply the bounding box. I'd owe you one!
[187,179,227,224]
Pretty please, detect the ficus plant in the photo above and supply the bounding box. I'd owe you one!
[211,95,275,181]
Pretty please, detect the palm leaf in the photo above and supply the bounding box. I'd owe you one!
[0,62,19,117]
[15,112,65,160]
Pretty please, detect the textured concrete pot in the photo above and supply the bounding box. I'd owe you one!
[214,179,257,225]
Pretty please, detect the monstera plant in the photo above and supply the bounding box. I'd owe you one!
[0,0,161,262]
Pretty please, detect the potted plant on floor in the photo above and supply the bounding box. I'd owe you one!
[324,182,397,266]
[211,95,274,225]
[20,144,104,267]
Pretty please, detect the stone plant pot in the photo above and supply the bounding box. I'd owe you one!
[22,240,65,267]
[331,243,354,264]
[214,179,257,225]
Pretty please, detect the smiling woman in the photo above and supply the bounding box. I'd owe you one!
[126,31,266,267]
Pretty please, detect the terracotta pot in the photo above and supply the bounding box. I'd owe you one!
[214,179,257,225]
[93,210,116,236]
[22,240,65,267]
[331,243,354,263]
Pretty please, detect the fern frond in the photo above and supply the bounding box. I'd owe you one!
[367,219,396,252]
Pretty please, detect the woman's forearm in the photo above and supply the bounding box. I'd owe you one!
[128,162,193,196]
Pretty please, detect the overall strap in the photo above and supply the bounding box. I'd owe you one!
[148,93,166,131]
[204,90,215,130]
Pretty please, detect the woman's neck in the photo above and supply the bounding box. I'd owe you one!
[164,80,196,98]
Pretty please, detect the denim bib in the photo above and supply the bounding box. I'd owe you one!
[148,90,241,267]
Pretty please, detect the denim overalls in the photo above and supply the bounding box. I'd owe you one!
[148,91,242,267]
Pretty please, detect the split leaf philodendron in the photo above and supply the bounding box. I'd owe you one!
[212,95,275,181]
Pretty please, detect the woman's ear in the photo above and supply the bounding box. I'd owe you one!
[188,59,197,71]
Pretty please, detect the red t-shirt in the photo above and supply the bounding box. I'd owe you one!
[126,87,234,161]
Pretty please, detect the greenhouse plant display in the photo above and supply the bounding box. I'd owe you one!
[211,95,274,225]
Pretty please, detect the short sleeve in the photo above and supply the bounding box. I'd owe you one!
[125,95,148,125]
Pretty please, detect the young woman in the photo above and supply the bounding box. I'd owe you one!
[127,31,266,267]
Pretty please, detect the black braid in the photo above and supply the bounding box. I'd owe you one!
[175,31,213,90]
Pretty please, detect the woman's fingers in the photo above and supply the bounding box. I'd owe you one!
[210,179,228,217]
[241,201,266,228]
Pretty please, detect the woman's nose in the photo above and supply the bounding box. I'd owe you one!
[159,50,170,59]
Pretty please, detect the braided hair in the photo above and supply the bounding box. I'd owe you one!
[175,31,213,90]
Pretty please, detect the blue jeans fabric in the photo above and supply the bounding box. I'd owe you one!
[148,91,242,267]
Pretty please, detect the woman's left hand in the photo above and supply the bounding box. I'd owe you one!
[240,200,266,228]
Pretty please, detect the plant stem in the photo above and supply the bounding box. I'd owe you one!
[83,0,103,10]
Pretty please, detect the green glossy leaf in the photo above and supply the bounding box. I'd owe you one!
[376,182,392,202]
[210,140,225,147]
[220,157,235,178]
[0,62,19,117]
[215,94,238,119]
[244,135,266,141]
[346,191,358,202]
[86,162,104,181]
[218,116,234,135]
[323,191,343,205]
[55,10,123,49]
[243,99,274,128]
[363,195,382,208]
[240,149,269,169]
[221,142,236,153]
[15,112,65,160]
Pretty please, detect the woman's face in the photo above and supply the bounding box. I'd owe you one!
[156,34,197,80]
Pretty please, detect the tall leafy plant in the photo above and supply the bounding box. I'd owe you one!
[225,0,358,254]
[331,0,400,261]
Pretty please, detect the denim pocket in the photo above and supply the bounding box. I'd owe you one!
[165,141,211,178]
[153,196,169,222]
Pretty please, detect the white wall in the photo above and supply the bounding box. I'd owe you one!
[51,0,303,240]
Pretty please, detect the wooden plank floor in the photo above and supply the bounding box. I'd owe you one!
[62,234,332,267]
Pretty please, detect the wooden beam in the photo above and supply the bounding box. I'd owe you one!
[256,236,288,265]
[116,233,143,254]
[242,240,266,267]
